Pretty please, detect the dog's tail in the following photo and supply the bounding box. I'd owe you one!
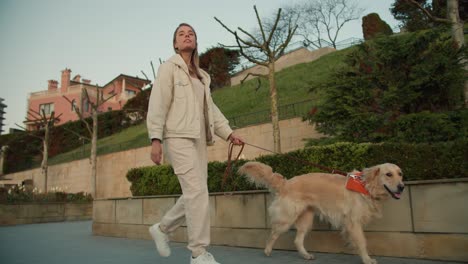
[238,161,286,192]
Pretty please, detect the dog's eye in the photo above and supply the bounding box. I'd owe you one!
[386,172,393,177]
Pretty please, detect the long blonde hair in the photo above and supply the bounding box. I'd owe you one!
[173,23,203,80]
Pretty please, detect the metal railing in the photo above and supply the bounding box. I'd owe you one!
[231,37,362,75]
[227,99,313,128]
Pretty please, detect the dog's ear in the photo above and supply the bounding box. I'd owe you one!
[363,166,380,181]
[373,167,381,178]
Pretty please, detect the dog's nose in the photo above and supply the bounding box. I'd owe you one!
[398,183,405,192]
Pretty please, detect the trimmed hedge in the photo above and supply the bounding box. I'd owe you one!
[0,110,138,173]
[126,141,468,196]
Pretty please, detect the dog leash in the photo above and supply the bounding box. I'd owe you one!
[221,142,245,191]
[242,141,348,176]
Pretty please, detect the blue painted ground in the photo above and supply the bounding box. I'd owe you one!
[0,221,463,264]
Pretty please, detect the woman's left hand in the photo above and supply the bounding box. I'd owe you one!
[229,133,244,145]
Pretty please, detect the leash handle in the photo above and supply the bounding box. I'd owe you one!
[222,142,245,191]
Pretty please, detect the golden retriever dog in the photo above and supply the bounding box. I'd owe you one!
[238,162,404,264]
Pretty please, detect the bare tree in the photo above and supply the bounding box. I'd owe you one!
[17,109,62,192]
[215,6,297,153]
[284,0,364,49]
[63,87,115,197]
[403,0,466,105]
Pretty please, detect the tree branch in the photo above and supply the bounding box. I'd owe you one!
[254,5,267,43]
[265,8,283,49]
[404,0,451,24]
[240,73,267,91]
[63,127,91,142]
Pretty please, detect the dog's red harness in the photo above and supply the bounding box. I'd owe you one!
[345,172,370,195]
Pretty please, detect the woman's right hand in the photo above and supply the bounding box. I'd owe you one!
[150,139,163,165]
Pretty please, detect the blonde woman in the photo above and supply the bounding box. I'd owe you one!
[147,23,243,264]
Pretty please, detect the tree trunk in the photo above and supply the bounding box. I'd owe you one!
[447,0,467,106]
[447,0,464,48]
[90,109,98,198]
[268,61,281,153]
[41,124,49,192]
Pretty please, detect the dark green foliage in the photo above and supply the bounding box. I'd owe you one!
[391,0,467,32]
[126,166,181,196]
[0,132,42,173]
[122,88,152,119]
[390,109,468,143]
[362,13,393,40]
[306,29,466,142]
[0,110,134,173]
[366,141,467,181]
[391,0,434,31]
[199,47,240,90]
[126,141,467,196]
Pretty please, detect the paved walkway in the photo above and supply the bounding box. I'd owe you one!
[0,221,462,264]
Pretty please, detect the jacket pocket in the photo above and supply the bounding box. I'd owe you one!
[174,77,190,98]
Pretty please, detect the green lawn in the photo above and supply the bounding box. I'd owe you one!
[48,47,354,165]
[213,47,352,117]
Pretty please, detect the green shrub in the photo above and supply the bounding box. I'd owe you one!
[3,185,93,204]
[390,109,468,143]
[126,141,467,196]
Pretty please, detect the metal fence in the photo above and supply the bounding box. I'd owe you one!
[232,37,362,75]
[227,99,313,128]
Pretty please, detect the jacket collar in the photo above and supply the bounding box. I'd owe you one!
[167,54,210,84]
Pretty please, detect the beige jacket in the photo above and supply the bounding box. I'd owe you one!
[147,54,233,145]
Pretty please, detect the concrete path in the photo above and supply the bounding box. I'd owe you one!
[0,221,462,264]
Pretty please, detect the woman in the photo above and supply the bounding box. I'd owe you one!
[146,23,243,264]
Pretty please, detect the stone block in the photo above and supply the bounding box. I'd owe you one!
[422,233,468,262]
[411,182,468,233]
[0,205,18,225]
[93,200,115,223]
[215,193,266,228]
[366,191,413,232]
[64,203,92,217]
[265,193,331,231]
[142,197,176,225]
[116,199,142,224]
[211,227,269,248]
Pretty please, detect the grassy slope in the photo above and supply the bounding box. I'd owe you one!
[49,47,353,164]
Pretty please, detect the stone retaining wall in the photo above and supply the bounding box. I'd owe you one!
[92,179,468,262]
[0,202,92,225]
[2,117,322,199]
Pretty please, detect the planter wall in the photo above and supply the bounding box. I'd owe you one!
[0,202,92,225]
[93,179,468,262]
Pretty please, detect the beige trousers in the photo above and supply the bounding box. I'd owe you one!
[159,137,209,257]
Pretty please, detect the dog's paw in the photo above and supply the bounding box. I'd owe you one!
[264,248,272,257]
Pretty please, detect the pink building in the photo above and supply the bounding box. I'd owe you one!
[25,68,150,131]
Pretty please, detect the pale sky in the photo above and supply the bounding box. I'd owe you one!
[0,0,399,134]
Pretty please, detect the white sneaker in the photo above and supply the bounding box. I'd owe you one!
[190,252,220,264]
[148,223,171,257]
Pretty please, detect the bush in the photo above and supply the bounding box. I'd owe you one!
[3,184,93,204]
[306,29,466,143]
[126,141,467,196]
[0,109,135,173]
[390,109,468,143]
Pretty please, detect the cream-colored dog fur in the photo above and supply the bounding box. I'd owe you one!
[238,162,404,264]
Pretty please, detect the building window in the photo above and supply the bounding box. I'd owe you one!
[107,107,112,111]
[125,89,136,98]
[39,103,54,115]
[71,100,77,111]
[83,99,90,112]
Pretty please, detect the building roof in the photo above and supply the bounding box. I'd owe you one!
[101,74,151,90]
